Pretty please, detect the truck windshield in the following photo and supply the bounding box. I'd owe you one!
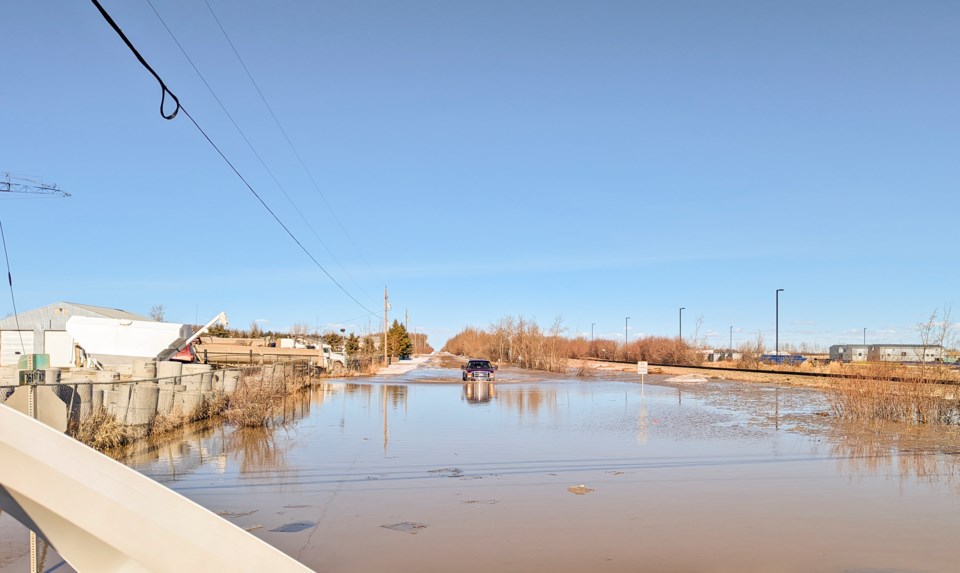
[468,361,491,369]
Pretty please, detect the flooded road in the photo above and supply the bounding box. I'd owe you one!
[5,362,960,572]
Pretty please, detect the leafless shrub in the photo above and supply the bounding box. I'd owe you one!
[223,371,287,428]
[828,377,960,425]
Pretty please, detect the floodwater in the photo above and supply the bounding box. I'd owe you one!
[5,362,960,572]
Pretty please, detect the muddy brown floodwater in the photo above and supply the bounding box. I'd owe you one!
[4,362,960,572]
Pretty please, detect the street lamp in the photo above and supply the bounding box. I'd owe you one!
[591,323,596,342]
[863,327,866,346]
[729,325,733,357]
[775,289,784,360]
[679,307,685,341]
[625,317,631,347]
[340,328,346,354]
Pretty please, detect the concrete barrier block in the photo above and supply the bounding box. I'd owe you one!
[157,387,175,416]
[127,382,160,426]
[77,384,94,421]
[174,390,202,416]
[222,369,240,395]
[157,361,182,386]
[113,385,132,421]
[132,360,157,380]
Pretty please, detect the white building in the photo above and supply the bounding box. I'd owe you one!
[829,344,869,363]
[0,302,150,367]
[868,344,944,363]
[830,343,943,364]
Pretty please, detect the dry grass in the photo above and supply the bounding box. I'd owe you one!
[150,409,185,436]
[73,409,138,450]
[223,372,287,428]
[828,378,960,425]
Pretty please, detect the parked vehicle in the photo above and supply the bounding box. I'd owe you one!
[462,359,497,381]
[318,344,347,374]
[761,354,806,365]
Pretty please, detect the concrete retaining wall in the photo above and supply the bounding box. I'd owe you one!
[0,363,271,434]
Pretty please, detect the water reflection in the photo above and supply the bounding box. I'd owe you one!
[825,420,960,493]
[497,386,558,418]
[124,374,960,499]
[226,427,287,474]
[462,382,495,404]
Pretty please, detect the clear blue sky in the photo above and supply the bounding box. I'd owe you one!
[2,1,957,349]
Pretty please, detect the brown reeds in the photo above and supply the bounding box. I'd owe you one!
[223,369,288,428]
[828,376,960,425]
[74,409,137,450]
[149,410,184,436]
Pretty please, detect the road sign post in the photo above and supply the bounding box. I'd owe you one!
[637,361,648,386]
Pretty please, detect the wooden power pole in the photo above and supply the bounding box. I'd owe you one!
[383,286,389,365]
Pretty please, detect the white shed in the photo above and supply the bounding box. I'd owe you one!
[0,302,151,367]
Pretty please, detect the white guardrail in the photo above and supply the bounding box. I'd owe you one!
[0,404,313,572]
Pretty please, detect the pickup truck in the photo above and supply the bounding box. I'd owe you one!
[462,359,497,381]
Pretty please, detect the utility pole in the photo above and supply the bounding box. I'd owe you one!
[679,307,685,341]
[383,287,390,366]
[405,308,409,331]
[776,288,784,360]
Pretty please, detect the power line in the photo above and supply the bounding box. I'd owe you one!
[0,219,26,354]
[202,0,385,286]
[144,0,373,301]
[89,0,382,319]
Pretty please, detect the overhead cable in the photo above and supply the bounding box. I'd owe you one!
[88,0,382,319]
[144,0,373,300]
[0,219,26,354]
[203,0,385,286]
[91,0,180,119]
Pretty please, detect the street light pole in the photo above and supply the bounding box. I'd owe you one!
[591,323,595,342]
[776,289,784,360]
[863,327,866,346]
[625,317,630,348]
[679,307,685,341]
[729,325,733,357]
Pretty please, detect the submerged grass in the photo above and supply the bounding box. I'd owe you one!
[828,377,960,425]
[223,365,313,428]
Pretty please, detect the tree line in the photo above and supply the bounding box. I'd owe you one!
[206,319,433,359]
[442,316,700,371]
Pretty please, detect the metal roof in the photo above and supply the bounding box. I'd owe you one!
[0,302,150,330]
[870,343,943,349]
[62,302,150,321]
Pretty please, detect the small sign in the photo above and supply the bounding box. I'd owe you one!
[637,361,648,375]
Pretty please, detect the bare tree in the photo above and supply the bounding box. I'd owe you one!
[149,304,166,322]
[289,322,310,339]
[917,306,953,381]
